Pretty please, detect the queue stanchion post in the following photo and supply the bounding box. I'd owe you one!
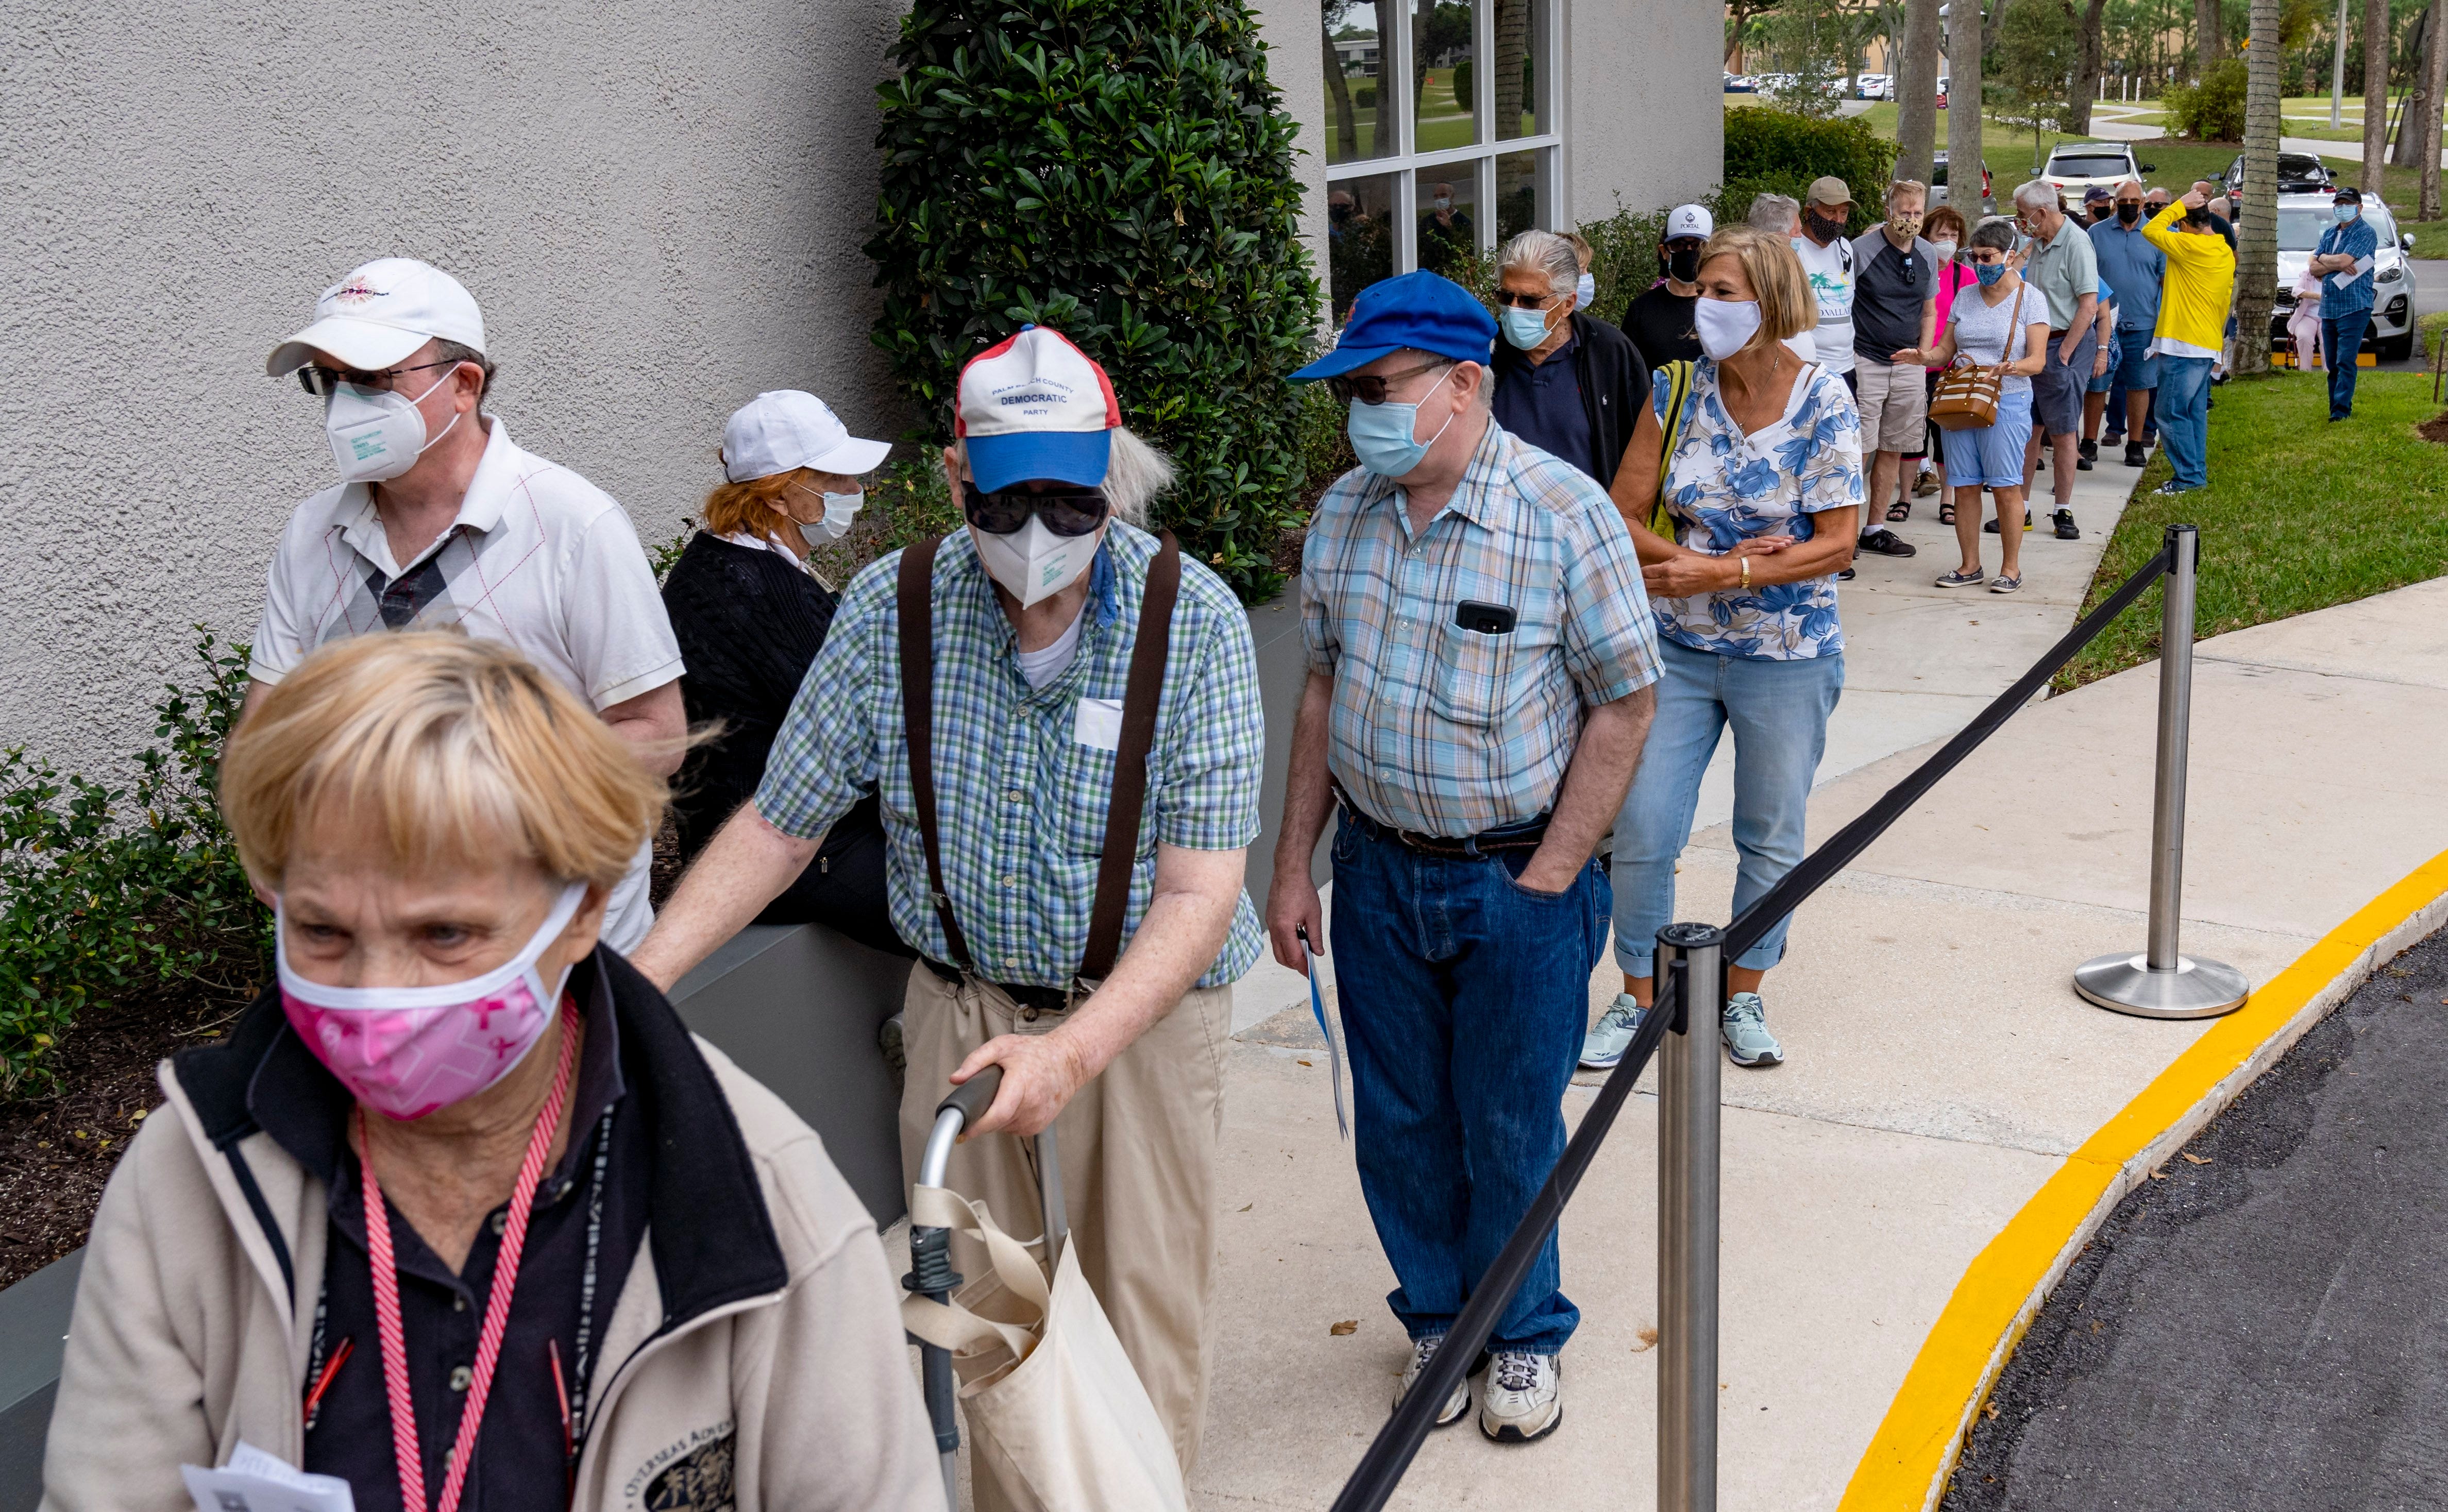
[1656,922,1724,1512]
[2075,523,2250,1018]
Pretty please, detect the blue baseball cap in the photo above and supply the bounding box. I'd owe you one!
[1289,269,1498,382]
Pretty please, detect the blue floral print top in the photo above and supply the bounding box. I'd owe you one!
[1652,356,1862,660]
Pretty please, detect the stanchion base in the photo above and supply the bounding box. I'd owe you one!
[2074,953,2250,1019]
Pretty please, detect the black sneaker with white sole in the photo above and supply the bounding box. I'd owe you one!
[1856,528,1916,557]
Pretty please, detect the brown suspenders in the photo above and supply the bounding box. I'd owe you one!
[896,532,1182,988]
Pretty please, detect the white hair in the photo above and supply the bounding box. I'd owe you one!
[2115,177,2144,196]
[950,426,1173,527]
[1747,193,1800,234]
[2012,179,2058,212]
[1496,229,1580,298]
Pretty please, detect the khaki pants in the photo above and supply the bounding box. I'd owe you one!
[898,967,1230,1508]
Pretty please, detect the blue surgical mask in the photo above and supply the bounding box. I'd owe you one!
[1499,305,1552,350]
[1972,259,2007,287]
[1346,374,1461,479]
[2334,203,2359,223]
[1574,272,1596,310]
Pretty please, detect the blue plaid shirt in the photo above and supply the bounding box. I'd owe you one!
[1300,417,1663,837]
[2316,216,2381,317]
[753,523,1265,989]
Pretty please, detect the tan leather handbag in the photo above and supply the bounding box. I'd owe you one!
[1928,283,2026,432]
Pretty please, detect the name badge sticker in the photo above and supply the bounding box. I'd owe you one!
[1074,696,1125,751]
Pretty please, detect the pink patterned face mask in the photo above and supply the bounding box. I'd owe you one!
[276,883,587,1121]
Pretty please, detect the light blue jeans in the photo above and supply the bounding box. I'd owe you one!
[2156,355,2214,490]
[1612,639,1844,978]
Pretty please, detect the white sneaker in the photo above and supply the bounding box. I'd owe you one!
[1394,1334,1471,1428]
[1478,1350,1562,1442]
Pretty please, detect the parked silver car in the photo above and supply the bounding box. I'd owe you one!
[2270,191,2420,361]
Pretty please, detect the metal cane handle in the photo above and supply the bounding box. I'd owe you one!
[937,1064,1004,1128]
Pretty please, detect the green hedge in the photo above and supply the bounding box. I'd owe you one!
[2163,58,2249,144]
[866,0,1323,601]
[1721,107,1902,237]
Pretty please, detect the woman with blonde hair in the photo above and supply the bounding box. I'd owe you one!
[659,390,910,956]
[42,632,940,1511]
[1580,223,1862,1075]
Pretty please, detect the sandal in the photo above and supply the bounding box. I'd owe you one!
[1886,500,1910,522]
[1938,501,1957,525]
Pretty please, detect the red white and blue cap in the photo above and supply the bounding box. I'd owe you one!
[955,326,1122,492]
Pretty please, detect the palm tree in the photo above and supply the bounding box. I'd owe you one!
[2234,0,2282,374]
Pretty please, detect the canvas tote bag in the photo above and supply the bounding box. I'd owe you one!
[901,1184,1191,1512]
[1928,282,2026,431]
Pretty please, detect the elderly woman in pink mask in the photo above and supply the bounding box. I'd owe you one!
[41,632,939,1512]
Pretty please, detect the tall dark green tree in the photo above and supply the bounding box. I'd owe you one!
[867,0,1323,601]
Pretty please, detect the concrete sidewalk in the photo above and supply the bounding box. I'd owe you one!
[1196,515,2448,1503]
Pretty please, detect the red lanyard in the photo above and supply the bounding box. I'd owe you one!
[359,998,579,1512]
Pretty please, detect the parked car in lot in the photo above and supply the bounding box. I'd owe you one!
[1931,150,1991,210]
[2270,191,2420,361]
[2223,151,2334,199]
[1858,72,1892,100]
[1725,72,1757,92]
[2042,142,2154,200]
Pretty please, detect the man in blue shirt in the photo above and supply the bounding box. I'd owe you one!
[2088,179,2165,467]
[2312,186,2381,420]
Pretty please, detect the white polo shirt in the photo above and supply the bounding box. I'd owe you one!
[249,419,682,951]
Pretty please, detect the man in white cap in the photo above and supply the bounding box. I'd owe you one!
[1617,202,1716,370]
[246,258,685,952]
[633,327,1265,1502]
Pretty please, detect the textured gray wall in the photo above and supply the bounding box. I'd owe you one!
[2,0,911,777]
[1565,0,1725,224]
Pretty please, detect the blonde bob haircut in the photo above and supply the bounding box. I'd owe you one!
[1697,224,1817,353]
[222,632,667,894]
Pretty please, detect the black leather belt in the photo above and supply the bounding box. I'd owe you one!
[1333,782,1551,859]
[920,956,1071,1016]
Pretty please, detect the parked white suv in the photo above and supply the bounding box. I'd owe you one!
[2041,142,2152,199]
[2270,191,2420,361]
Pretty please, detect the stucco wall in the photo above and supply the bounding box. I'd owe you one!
[2,0,912,778]
[1565,0,1725,224]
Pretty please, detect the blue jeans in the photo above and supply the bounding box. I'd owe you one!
[1329,811,1611,1355]
[2324,307,2372,417]
[2105,327,2158,440]
[1612,639,1844,979]
[2156,355,2214,489]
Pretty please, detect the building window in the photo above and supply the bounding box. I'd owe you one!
[1320,0,1562,317]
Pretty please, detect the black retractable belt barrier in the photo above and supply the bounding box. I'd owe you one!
[1331,543,2177,1512]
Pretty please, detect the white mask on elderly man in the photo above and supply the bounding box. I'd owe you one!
[972,513,1100,609]
[324,371,459,484]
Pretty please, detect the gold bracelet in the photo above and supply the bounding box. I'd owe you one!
[1739,554,1751,590]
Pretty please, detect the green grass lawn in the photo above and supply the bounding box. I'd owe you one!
[2056,370,2448,689]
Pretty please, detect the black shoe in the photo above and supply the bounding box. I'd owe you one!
[1857,528,1917,558]
[2102,431,2124,447]
[2123,443,2147,467]
[1980,510,2033,535]
[1836,566,1858,581]
[2075,456,2095,470]
[2328,412,2349,422]
[2152,480,2196,496]
[2053,508,2079,540]
[2079,438,2098,461]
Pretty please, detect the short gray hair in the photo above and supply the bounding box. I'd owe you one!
[2012,179,2057,212]
[1496,229,1580,298]
[2115,177,2144,196]
[1747,193,1800,234]
[951,425,1174,528]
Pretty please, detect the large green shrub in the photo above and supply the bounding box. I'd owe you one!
[1,632,271,1099]
[1721,106,1901,235]
[2164,58,2250,143]
[867,0,1323,601]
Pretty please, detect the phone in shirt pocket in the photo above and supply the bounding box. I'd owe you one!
[1430,600,1521,727]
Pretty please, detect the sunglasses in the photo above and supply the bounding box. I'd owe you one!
[962,484,1110,537]
[1327,359,1454,406]
[294,358,463,398]
[1491,290,1556,309]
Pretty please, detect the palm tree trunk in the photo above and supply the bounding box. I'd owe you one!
[2424,0,2448,217]
[1322,16,1360,161]
[2395,10,2434,168]
[2364,0,2393,192]
[2236,0,2282,375]
[1950,0,1985,212]
[2197,0,2225,76]
[1895,0,1943,184]
[1493,0,1527,139]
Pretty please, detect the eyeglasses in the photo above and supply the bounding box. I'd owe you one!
[294,358,463,398]
[1327,359,1454,406]
[962,484,1110,538]
[1490,290,1556,309]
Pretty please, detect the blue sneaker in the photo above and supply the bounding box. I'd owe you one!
[1720,993,1783,1067]
[1578,995,1644,1069]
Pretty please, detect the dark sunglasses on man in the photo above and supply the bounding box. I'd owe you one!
[962,484,1110,537]
[293,358,465,398]
[1326,358,1455,406]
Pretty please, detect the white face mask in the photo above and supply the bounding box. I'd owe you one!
[1692,298,1763,361]
[1928,239,1958,264]
[1574,271,1596,310]
[795,485,864,542]
[972,514,1101,609]
[324,371,459,484]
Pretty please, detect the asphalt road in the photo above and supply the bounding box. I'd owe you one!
[1939,926,2448,1511]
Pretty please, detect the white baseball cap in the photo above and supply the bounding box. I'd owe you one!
[1665,205,1714,241]
[265,258,486,377]
[954,326,1121,492]
[721,390,891,482]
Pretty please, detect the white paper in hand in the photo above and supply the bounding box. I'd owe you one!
[1301,931,1350,1141]
[180,1440,356,1512]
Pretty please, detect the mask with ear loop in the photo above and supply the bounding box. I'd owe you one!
[324,369,462,485]
[794,484,865,542]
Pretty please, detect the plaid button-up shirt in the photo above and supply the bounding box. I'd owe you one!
[1301,417,1663,837]
[754,523,1265,989]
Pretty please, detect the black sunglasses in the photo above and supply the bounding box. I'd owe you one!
[963,485,1110,538]
[1490,290,1556,309]
[295,358,463,398]
[1327,359,1454,405]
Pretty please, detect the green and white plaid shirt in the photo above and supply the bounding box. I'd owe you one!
[1301,417,1662,837]
[754,522,1265,989]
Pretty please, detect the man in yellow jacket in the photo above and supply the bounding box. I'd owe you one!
[2141,186,2237,494]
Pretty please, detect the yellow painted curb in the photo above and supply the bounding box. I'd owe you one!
[1836,846,2448,1512]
